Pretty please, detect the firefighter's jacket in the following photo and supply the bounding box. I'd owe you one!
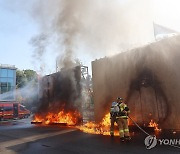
[110,102,130,119]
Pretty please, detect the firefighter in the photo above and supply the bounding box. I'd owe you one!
[110,97,131,142]
[110,101,119,137]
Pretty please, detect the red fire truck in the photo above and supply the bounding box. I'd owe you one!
[0,101,30,121]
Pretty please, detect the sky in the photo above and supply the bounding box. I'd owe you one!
[0,0,57,74]
[0,0,180,75]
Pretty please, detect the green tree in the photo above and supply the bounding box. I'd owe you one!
[24,69,37,82]
[16,69,39,107]
[16,70,27,88]
[16,69,38,88]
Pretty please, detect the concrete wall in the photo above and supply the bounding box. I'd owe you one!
[92,35,180,129]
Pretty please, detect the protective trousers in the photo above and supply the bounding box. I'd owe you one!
[110,116,116,136]
[116,118,130,138]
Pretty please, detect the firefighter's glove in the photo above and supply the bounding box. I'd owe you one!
[122,111,128,116]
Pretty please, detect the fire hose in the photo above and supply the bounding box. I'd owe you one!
[111,107,152,136]
[120,108,151,136]
[127,115,151,136]
[128,115,180,149]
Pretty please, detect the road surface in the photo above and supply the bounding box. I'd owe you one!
[0,117,179,154]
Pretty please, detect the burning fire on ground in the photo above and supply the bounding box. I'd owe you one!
[32,110,81,125]
[78,115,162,136]
[77,113,119,136]
[148,119,162,132]
[32,111,161,135]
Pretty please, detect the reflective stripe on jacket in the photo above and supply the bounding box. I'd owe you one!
[117,103,130,118]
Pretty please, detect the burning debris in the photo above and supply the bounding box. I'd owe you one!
[77,114,162,136]
[148,119,162,132]
[32,109,81,126]
[77,113,114,136]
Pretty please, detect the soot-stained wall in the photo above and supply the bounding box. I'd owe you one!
[37,66,81,115]
[92,35,180,129]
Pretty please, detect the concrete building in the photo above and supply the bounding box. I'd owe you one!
[0,64,16,101]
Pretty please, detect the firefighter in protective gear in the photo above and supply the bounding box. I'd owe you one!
[110,101,119,136]
[110,97,130,141]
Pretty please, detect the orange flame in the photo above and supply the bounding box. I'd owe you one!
[148,119,162,132]
[77,113,119,136]
[32,110,81,125]
[32,115,44,123]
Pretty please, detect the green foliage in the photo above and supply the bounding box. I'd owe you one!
[16,69,38,88]
[23,70,37,82]
[16,70,27,88]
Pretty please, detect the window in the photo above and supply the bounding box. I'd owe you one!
[8,70,14,78]
[1,86,7,93]
[20,106,26,111]
[4,106,13,111]
[1,69,8,77]
[8,78,14,86]
[0,68,16,100]
[0,78,8,82]
[1,82,7,87]
[8,86,14,91]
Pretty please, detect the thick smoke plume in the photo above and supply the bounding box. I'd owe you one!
[2,0,155,116]
[29,0,154,115]
[30,0,154,70]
